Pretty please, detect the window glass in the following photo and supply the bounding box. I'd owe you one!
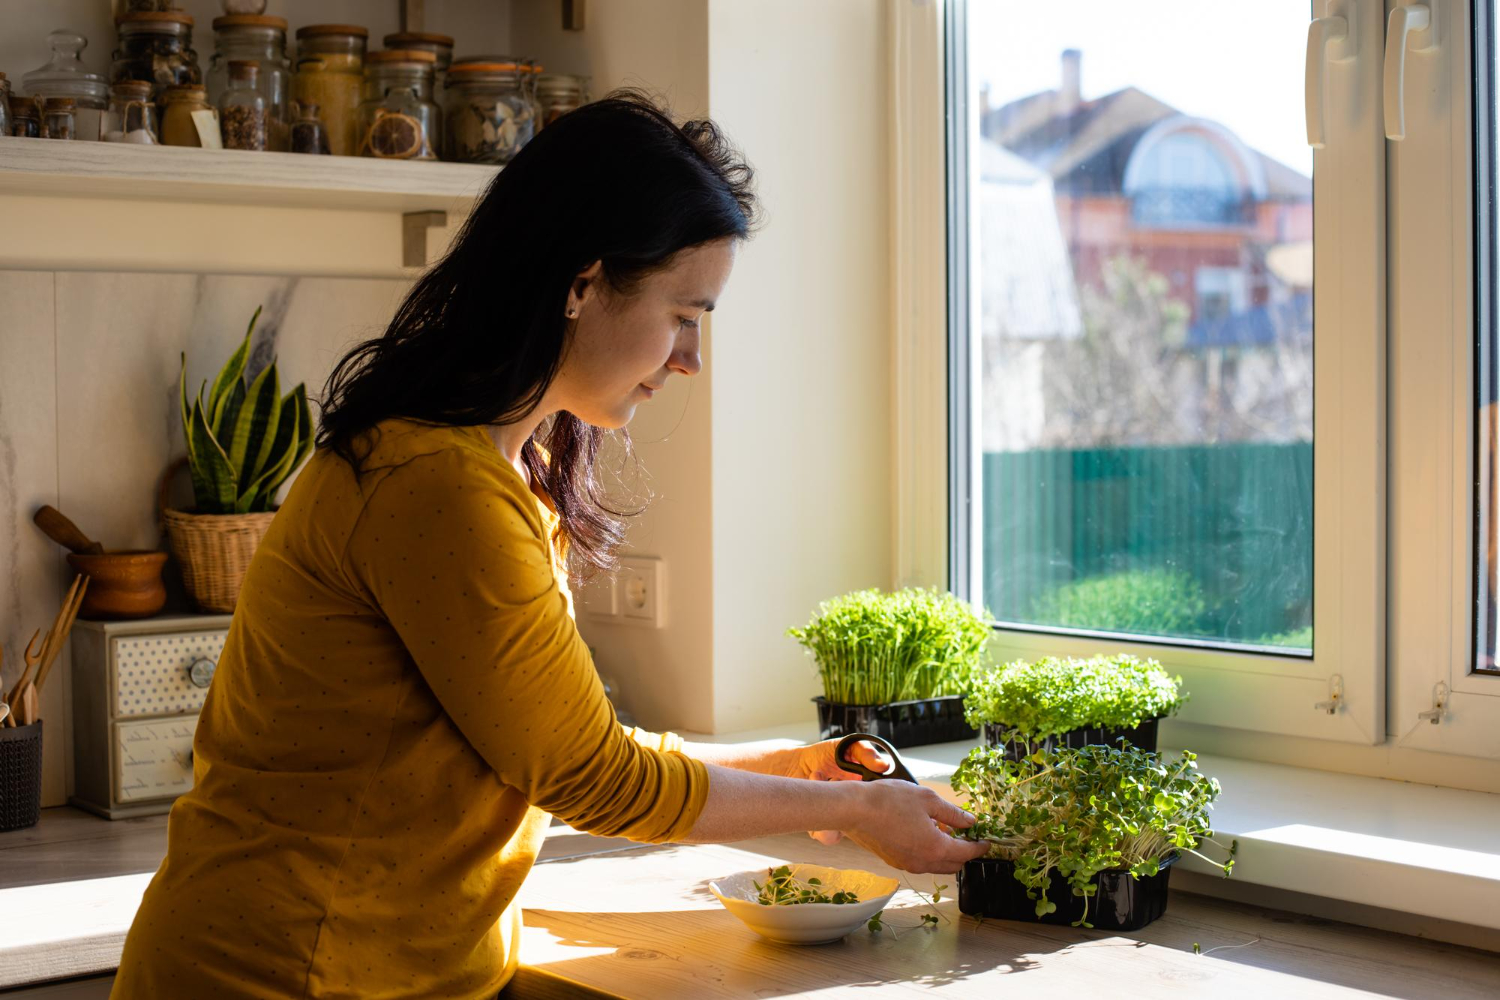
[972,1,1313,651]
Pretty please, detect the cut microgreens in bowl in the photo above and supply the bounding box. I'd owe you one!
[754,866,862,906]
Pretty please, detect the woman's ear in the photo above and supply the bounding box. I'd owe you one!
[566,260,605,318]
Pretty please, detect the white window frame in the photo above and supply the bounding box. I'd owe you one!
[892,0,1391,746]
[1388,0,1500,759]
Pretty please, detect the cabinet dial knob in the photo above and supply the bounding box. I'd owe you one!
[188,657,216,688]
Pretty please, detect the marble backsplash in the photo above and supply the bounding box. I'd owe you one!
[0,271,409,806]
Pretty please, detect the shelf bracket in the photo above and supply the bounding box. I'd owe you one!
[402,210,447,268]
[563,0,587,31]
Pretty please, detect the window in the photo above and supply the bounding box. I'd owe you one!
[1385,0,1500,759]
[941,0,1389,745]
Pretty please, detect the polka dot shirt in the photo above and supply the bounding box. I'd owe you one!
[111,417,709,999]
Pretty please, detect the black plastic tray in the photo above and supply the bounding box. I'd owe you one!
[814,695,979,749]
[957,852,1177,930]
[983,716,1160,760]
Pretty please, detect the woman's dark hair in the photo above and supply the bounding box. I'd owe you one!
[316,90,757,585]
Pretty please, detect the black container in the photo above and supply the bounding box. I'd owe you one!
[814,695,979,749]
[0,719,44,832]
[983,716,1160,761]
[957,852,1177,931]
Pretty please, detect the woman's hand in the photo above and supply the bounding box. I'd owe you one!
[773,739,894,846]
[840,780,992,875]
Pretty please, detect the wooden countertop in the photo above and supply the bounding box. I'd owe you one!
[515,830,1500,999]
[2,807,1499,996]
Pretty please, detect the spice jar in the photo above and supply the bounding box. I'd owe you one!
[383,31,453,105]
[160,83,213,146]
[0,74,10,137]
[42,97,76,140]
[356,50,440,160]
[443,61,535,164]
[289,101,331,154]
[535,73,588,128]
[293,24,367,157]
[208,15,290,151]
[219,59,266,150]
[104,79,157,143]
[9,96,40,137]
[220,0,268,13]
[110,12,202,109]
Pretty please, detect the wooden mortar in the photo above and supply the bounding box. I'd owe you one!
[65,551,169,619]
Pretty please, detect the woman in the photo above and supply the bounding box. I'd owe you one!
[112,92,986,1000]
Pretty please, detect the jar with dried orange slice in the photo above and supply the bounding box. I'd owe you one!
[355,48,439,160]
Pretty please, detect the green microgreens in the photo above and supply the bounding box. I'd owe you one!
[963,653,1186,744]
[950,743,1237,928]
[787,587,993,705]
[753,866,862,906]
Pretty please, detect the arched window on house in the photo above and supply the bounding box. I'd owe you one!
[1124,118,1263,227]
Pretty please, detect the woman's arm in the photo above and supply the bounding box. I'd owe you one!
[678,739,800,775]
[678,763,990,875]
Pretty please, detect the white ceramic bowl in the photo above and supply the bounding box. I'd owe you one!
[709,863,900,945]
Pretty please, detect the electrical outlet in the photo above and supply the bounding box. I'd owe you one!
[578,572,618,619]
[618,556,663,627]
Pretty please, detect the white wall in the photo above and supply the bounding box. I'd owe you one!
[705,0,892,731]
[510,1,719,734]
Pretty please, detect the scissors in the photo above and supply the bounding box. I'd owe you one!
[832,732,918,784]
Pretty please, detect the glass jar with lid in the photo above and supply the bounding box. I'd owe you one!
[22,30,110,117]
[9,96,40,138]
[219,60,267,151]
[41,98,76,140]
[356,49,440,160]
[443,61,535,164]
[110,12,202,106]
[536,73,589,128]
[103,80,157,143]
[207,14,290,151]
[289,102,330,155]
[160,83,213,147]
[382,31,453,104]
[293,24,367,157]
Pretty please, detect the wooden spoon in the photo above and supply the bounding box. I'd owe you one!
[4,629,44,728]
[33,505,105,555]
[33,575,87,696]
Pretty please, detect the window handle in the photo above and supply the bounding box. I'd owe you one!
[1383,3,1436,141]
[1305,2,1357,149]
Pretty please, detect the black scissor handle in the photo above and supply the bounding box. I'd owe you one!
[834,732,918,784]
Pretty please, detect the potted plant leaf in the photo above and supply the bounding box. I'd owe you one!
[964,653,1184,760]
[950,742,1236,930]
[787,587,992,748]
[161,306,313,613]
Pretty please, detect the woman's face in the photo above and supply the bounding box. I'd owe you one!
[556,238,738,429]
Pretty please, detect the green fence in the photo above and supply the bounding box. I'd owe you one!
[982,443,1313,644]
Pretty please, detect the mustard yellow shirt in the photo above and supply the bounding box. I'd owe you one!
[112,417,710,999]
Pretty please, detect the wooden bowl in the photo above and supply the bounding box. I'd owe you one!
[65,551,169,620]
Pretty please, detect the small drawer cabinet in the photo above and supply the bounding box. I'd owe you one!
[68,614,233,819]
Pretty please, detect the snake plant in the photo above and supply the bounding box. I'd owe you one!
[178,306,312,514]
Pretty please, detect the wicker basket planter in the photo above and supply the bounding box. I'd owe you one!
[162,506,275,613]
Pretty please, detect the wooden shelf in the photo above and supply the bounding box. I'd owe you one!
[0,136,498,212]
